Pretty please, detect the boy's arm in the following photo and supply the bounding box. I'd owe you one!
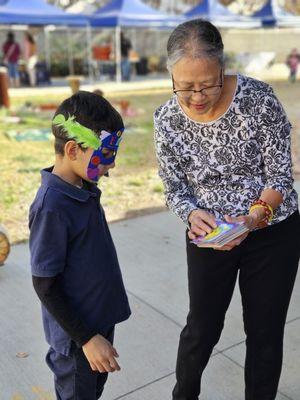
[30,207,81,340]
[33,275,121,373]
[32,275,96,347]
[30,208,120,373]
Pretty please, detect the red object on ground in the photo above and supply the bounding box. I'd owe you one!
[39,104,58,110]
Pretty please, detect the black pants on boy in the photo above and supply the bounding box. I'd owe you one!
[46,327,114,400]
[172,211,300,400]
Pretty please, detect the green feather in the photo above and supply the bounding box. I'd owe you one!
[53,114,101,150]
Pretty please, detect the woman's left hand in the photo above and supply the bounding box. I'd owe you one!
[213,213,260,251]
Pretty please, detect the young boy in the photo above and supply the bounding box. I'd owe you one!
[29,91,131,399]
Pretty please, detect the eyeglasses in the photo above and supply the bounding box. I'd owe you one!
[172,70,223,99]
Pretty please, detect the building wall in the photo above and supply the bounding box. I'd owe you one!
[129,27,300,64]
[222,28,300,63]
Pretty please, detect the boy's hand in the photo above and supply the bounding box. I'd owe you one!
[82,334,120,373]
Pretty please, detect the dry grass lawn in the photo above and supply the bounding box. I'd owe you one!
[0,81,299,244]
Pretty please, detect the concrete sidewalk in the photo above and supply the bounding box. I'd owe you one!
[1,186,300,399]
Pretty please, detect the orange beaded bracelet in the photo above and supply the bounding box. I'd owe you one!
[249,199,274,225]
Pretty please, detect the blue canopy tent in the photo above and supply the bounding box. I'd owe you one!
[88,0,184,81]
[89,0,183,28]
[0,0,88,76]
[250,0,276,27]
[0,0,87,26]
[185,0,262,28]
[273,0,300,28]
[216,0,277,27]
[185,0,210,20]
[185,0,299,28]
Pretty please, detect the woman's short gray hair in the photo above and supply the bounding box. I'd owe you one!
[167,19,224,73]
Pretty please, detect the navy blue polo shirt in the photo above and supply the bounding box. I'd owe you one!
[29,167,131,355]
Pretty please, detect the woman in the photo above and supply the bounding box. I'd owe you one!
[154,19,300,400]
[24,32,38,86]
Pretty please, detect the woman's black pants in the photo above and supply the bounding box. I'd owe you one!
[172,211,300,400]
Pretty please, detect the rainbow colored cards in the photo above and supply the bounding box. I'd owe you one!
[191,220,249,248]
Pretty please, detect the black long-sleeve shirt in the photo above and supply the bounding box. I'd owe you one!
[32,275,97,347]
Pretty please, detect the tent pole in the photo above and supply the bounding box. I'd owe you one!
[44,27,51,71]
[115,25,122,83]
[67,26,74,75]
[132,28,137,51]
[86,24,93,84]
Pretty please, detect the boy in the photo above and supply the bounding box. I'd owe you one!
[29,91,131,399]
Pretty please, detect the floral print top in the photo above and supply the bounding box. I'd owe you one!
[154,74,298,226]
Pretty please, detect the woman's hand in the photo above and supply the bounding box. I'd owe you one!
[214,214,250,251]
[188,209,218,240]
[214,208,265,251]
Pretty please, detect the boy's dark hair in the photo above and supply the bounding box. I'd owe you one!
[52,91,124,155]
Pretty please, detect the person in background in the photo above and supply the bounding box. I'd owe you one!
[2,32,21,88]
[286,48,300,83]
[24,32,38,86]
[120,32,132,81]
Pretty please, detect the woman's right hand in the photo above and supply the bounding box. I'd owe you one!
[188,209,217,240]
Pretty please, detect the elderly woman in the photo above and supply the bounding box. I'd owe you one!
[154,19,300,400]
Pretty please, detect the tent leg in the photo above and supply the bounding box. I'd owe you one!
[115,26,122,83]
[86,24,93,84]
[67,26,74,75]
[44,27,51,72]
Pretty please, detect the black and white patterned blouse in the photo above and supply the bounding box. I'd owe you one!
[154,74,298,226]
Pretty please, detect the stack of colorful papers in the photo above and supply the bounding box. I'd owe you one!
[191,220,249,248]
